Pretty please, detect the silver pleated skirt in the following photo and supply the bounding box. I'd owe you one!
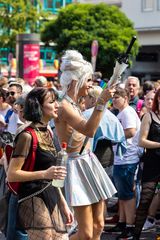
[65,150,117,207]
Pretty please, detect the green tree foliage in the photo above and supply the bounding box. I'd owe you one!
[41,3,139,78]
[0,0,48,49]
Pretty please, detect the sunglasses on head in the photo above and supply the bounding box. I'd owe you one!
[6,91,16,97]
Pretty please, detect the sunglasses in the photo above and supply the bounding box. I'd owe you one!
[6,91,16,97]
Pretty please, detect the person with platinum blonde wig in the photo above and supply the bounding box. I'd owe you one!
[60,50,93,96]
[55,50,117,240]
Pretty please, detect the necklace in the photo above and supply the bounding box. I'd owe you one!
[35,126,57,157]
[64,94,82,114]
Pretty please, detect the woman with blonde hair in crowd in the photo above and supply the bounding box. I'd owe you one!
[139,90,155,119]
[55,50,117,240]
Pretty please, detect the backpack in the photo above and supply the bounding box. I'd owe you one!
[7,127,38,195]
[94,139,114,168]
[136,99,144,117]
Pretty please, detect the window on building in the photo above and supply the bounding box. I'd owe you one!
[142,0,154,11]
[136,52,158,62]
[43,0,72,13]
[40,51,45,60]
[0,48,9,64]
[54,0,61,9]
[46,51,53,61]
[43,0,53,12]
[66,0,72,5]
[46,0,53,8]
[40,47,56,65]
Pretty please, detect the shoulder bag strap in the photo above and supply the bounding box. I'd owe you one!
[7,127,38,195]
[23,127,38,172]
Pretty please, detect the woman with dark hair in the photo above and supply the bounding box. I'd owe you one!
[139,90,155,119]
[7,87,73,240]
[134,88,160,239]
[142,80,154,98]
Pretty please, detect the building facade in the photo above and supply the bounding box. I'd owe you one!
[79,0,121,6]
[79,0,160,81]
[122,0,160,81]
[1,0,160,81]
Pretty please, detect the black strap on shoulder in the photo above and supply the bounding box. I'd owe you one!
[52,127,61,152]
[150,111,153,121]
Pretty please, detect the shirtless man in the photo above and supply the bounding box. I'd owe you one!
[55,50,117,240]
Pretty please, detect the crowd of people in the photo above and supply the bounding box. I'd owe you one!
[0,49,160,240]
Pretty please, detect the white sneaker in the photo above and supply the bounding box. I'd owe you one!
[142,219,155,231]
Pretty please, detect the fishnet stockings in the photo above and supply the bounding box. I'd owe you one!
[134,181,157,238]
[27,229,68,240]
[18,196,68,240]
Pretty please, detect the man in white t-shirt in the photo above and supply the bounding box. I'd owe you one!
[5,83,23,135]
[106,87,142,240]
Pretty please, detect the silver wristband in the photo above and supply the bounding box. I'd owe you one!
[95,104,105,111]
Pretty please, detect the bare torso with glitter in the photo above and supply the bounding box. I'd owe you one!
[55,96,90,153]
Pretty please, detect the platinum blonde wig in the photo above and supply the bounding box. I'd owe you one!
[60,50,93,96]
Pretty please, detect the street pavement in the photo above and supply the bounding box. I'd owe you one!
[101,230,157,240]
[102,197,158,239]
[0,228,158,240]
[101,225,157,240]
[0,229,158,240]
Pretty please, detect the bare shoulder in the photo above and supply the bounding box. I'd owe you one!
[58,99,80,119]
[142,112,152,123]
[58,99,69,119]
[60,99,74,111]
[141,112,152,132]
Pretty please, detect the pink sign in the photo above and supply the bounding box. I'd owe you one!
[23,44,40,85]
[91,40,98,57]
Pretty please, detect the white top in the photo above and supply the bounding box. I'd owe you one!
[114,105,143,165]
[0,114,6,132]
[6,112,20,135]
[0,105,12,118]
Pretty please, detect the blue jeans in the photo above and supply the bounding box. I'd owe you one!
[113,163,138,200]
[6,193,28,240]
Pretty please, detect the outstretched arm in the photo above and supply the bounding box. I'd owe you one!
[59,87,115,138]
[139,112,160,148]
